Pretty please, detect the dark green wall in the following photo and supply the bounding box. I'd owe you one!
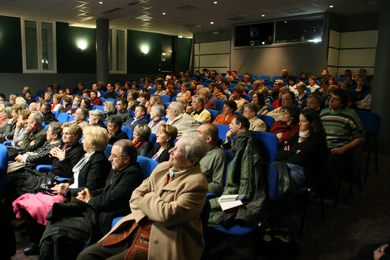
[0,15,22,73]
[56,22,96,73]
[175,38,192,73]
[127,30,174,75]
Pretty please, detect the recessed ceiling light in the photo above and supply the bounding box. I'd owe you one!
[261,14,265,17]
[162,12,166,15]
[178,35,183,38]
[329,5,334,8]
[213,1,218,4]
[210,21,214,25]
[99,1,103,4]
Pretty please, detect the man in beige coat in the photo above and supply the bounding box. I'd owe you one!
[166,101,200,137]
[77,133,209,260]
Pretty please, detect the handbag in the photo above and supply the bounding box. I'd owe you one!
[272,161,297,200]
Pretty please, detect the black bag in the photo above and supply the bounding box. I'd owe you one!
[272,161,297,200]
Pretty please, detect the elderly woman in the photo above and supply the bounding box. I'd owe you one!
[78,133,209,260]
[88,109,105,128]
[103,100,116,118]
[147,104,165,134]
[13,126,110,255]
[212,100,237,125]
[149,124,178,163]
[106,115,128,145]
[132,124,152,156]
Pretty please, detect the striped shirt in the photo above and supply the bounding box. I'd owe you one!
[320,108,364,149]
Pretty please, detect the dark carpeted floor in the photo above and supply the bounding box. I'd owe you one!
[11,154,390,260]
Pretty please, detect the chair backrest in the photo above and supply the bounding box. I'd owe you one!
[0,144,8,194]
[105,98,117,106]
[257,114,275,130]
[93,105,105,113]
[215,99,224,112]
[149,133,157,148]
[252,131,279,201]
[215,124,230,143]
[355,110,381,136]
[104,144,113,158]
[57,112,70,123]
[160,95,171,104]
[121,126,133,140]
[137,156,158,178]
[207,109,219,122]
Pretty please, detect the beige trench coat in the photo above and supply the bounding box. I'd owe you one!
[100,161,208,260]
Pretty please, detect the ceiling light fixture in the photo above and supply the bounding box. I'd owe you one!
[261,14,265,17]
[329,5,334,8]
[213,1,218,4]
[210,21,214,24]
[178,35,183,38]
[99,1,103,4]
[162,12,166,15]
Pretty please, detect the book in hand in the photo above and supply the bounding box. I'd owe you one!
[218,194,243,211]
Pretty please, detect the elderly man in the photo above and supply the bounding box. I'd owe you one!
[190,96,212,123]
[77,133,209,260]
[8,112,47,160]
[39,140,144,259]
[243,103,266,132]
[198,123,226,195]
[166,101,200,137]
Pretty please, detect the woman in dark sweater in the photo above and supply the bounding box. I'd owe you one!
[277,108,327,188]
[149,124,178,163]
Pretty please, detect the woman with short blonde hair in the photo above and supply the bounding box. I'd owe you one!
[82,126,109,152]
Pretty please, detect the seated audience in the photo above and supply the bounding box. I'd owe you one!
[149,124,178,163]
[267,91,296,121]
[147,104,165,134]
[77,133,208,260]
[14,121,62,166]
[132,124,152,156]
[276,108,328,189]
[88,110,106,128]
[70,95,82,114]
[104,83,117,99]
[307,75,320,93]
[116,98,132,124]
[198,87,216,110]
[39,140,143,259]
[166,102,200,137]
[126,90,140,111]
[212,100,237,125]
[213,83,227,101]
[211,115,267,226]
[11,109,30,147]
[124,104,149,129]
[252,91,269,115]
[90,90,102,106]
[320,88,364,193]
[106,115,128,145]
[58,96,72,113]
[295,81,308,109]
[307,93,323,113]
[103,101,116,118]
[190,96,212,123]
[8,112,47,160]
[243,103,266,132]
[13,126,110,256]
[229,86,248,112]
[198,123,226,195]
[40,102,57,125]
[270,106,300,145]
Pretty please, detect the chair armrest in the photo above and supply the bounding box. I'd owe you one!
[36,164,53,172]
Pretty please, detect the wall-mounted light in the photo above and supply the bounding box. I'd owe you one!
[76,39,88,51]
[140,44,150,55]
[161,52,166,62]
